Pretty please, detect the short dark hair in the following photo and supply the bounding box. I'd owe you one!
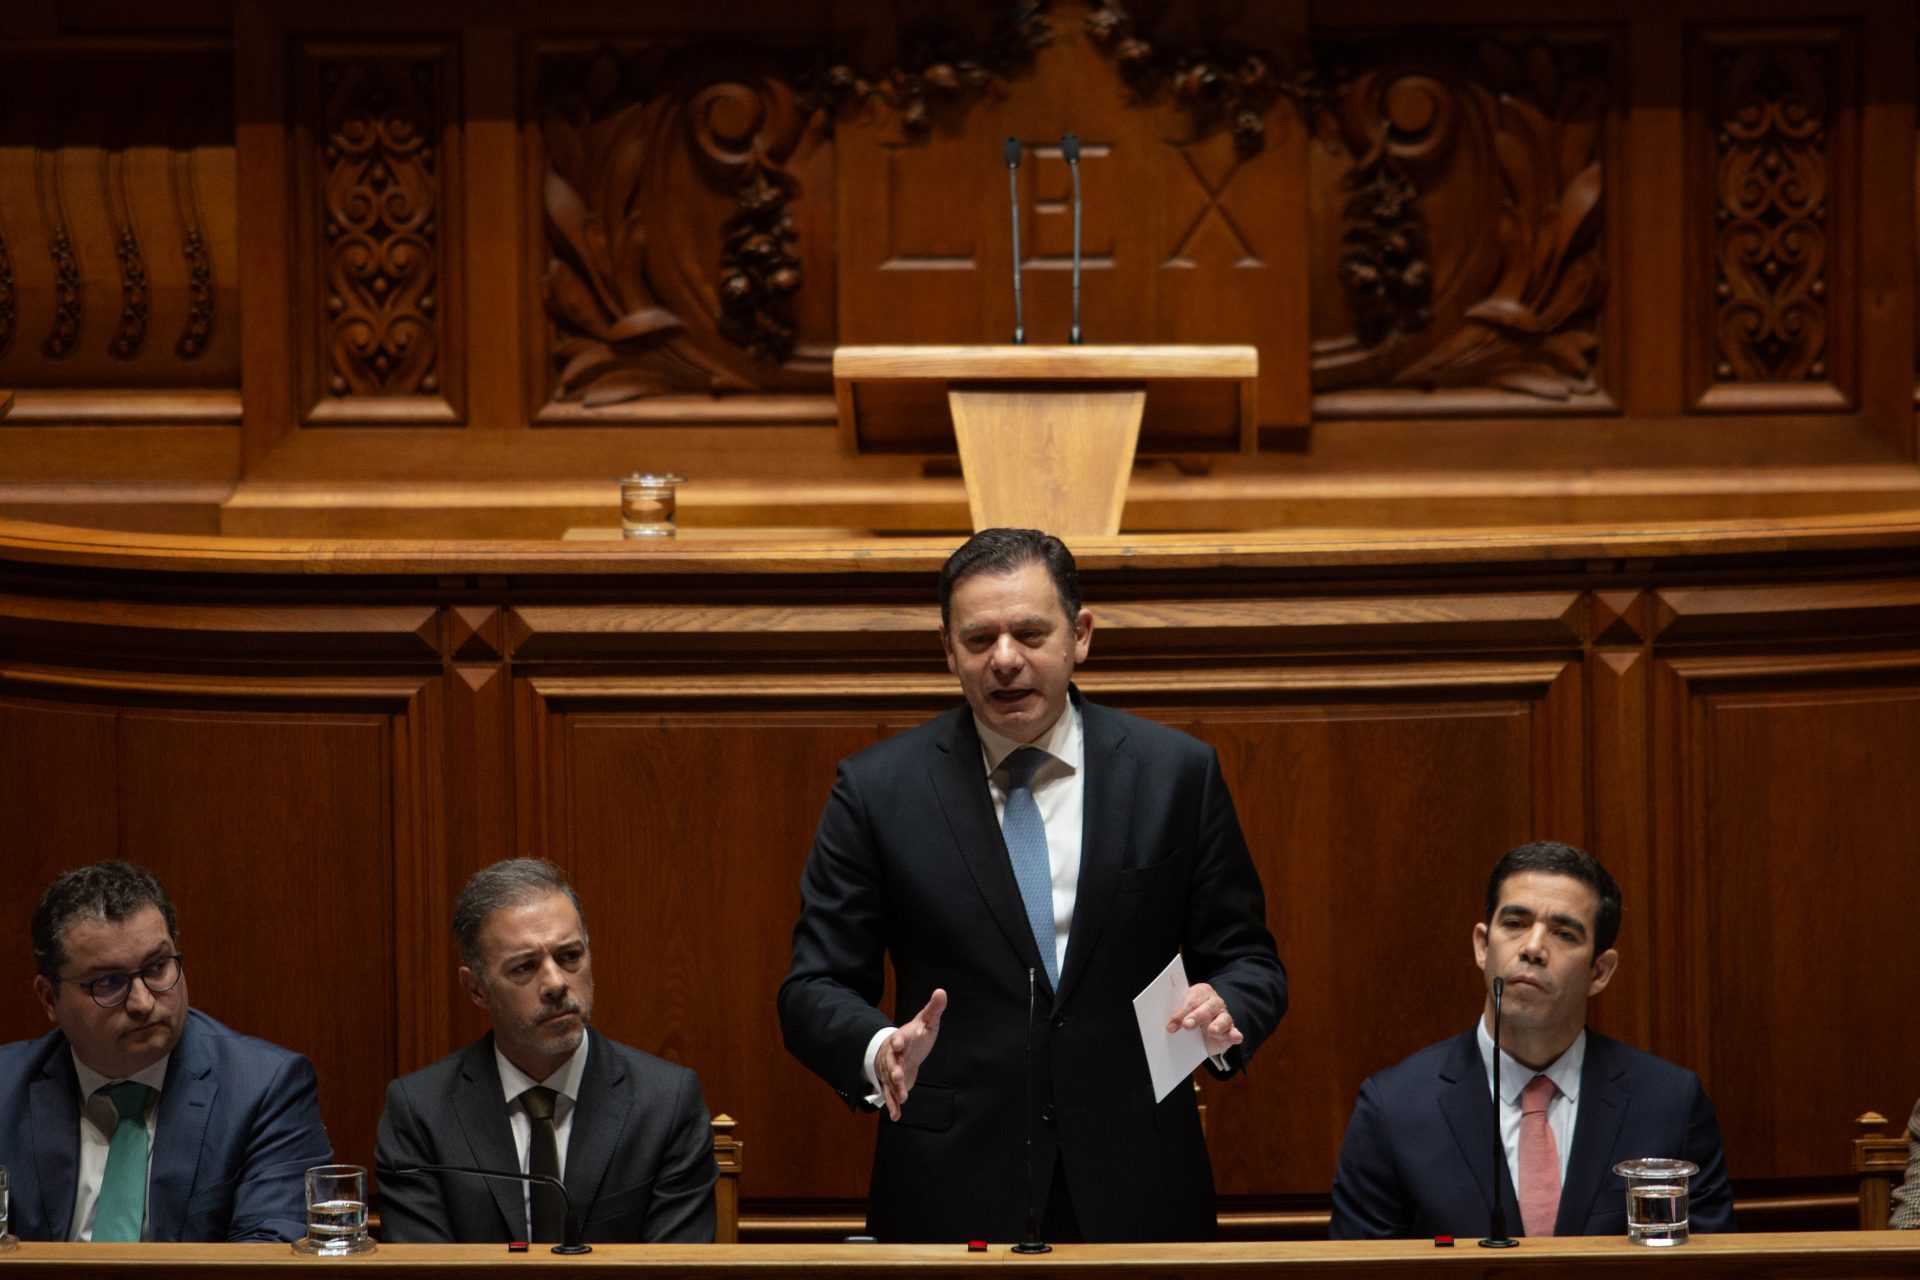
[32,861,179,982]
[938,528,1081,630]
[453,858,585,969]
[1484,840,1622,954]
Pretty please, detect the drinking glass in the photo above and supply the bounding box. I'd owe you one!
[619,473,686,538]
[292,1163,374,1255]
[1612,1157,1699,1245]
[0,1162,15,1251]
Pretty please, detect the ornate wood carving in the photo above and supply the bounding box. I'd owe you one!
[1082,0,1319,156]
[1708,45,1833,385]
[102,146,151,360]
[1310,34,1614,409]
[36,138,84,361]
[801,2,1054,135]
[535,44,835,409]
[170,142,214,361]
[313,56,444,399]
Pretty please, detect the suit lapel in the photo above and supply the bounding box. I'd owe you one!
[1436,1032,1517,1227]
[1056,696,1130,1005]
[563,1033,627,1228]
[928,708,1051,985]
[453,1037,526,1238]
[147,1014,217,1242]
[1557,1034,1628,1235]
[28,1039,81,1242]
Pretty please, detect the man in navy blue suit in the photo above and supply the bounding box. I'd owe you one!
[0,862,330,1242]
[1330,841,1734,1239]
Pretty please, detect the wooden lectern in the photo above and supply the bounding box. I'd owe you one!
[833,346,1258,536]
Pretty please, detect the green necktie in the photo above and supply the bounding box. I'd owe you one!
[92,1081,153,1242]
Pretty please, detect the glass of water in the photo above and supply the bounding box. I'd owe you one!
[292,1163,374,1255]
[1612,1157,1699,1246]
[0,1162,15,1250]
[619,473,686,538]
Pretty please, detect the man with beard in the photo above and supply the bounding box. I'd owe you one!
[1330,841,1735,1239]
[375,858,716,1243]
[0,861,330,1242]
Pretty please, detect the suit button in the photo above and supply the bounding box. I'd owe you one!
[1050,1014,1066,1029]
[1040,1105,1057,1127]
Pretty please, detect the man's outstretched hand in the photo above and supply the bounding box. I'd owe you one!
[875,989,947,1121]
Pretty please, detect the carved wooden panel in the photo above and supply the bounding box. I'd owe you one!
[526,41,836,420]
[1653,654,1920,1179]
[0,49,237,399]
[292,42,463,424]
[1308,29,1620,416]
[1688,24,1856,412]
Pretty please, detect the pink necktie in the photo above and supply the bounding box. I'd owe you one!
[1518,1074,1562,1237]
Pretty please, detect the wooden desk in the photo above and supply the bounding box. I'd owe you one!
[1,1234,1917,1277]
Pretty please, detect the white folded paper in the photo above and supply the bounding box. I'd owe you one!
[1132,952,1208,1103]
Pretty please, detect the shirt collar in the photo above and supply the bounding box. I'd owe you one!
[974,699,1083,777]
[71,1047,171,1123]
[494,1032,591,1106]
[1476,1019,1586,1106]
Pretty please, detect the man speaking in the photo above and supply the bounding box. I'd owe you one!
[779,528,1287,1242]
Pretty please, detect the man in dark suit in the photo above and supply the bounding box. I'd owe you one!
[375,858,716,1244]
[1330,841,1735,1239]
[779,528,1288,1243]
[0,861,331,1242]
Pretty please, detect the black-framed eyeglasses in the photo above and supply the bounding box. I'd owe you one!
[67,954,185,1008]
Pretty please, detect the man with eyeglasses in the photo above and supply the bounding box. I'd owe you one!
[0,861,331,1242]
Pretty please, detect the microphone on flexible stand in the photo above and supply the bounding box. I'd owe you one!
[1004,136,1026,345]
[1479,976,1519,1249]
[1062,131,1083,344]
[1011,966,1051,1254]
[378,1162,592,1255]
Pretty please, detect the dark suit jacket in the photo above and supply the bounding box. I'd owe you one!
[778,693,1288,1243]
[373,1029,717,1243]
[0,1008,330,1242]
[1330,1028,1736,1239]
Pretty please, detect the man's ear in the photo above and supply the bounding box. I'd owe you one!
[939,626,958,676]
[458,966,488,1011]
[32,974,58,1023]
[1471,921,1490,972]
[1071,608,1093,664]
[1587,947,1619,997]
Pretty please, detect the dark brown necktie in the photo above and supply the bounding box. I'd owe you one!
[520,1085,566,1242]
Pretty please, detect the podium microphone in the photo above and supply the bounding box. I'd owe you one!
[1062,131,1083,344]
[379,1162,592,1254]
[1012,966,1051,1254]
[1480,977,1519,1249]
[1004,136,1026,345]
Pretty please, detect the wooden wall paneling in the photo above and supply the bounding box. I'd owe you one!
[519,676,922,1203]
[0,693,119,1031]
[1623,10,1687,416]
[0,592,438,664]
[1307,24,1624,419]
[1097,657,1586,1198]
[1857,1,1917,453]
[233,0,296,469]
[1585,588,1657,1050]
[1686,21,1858,413]
[1654,650,1920,1179]
[290,39,463,425]
[460,24,522,434]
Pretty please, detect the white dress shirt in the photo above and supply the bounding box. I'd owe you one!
[1477,1020,1584,1191]
[493,1036,590,1231]
[68,1051,170,1241]
[861,704,1086,1096]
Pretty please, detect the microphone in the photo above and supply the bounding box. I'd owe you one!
[1004,136,1026,345]
[1011,966,1051,1254]
[1062,131,1083,345]
[1479,977,1518,1249]
[378,1162,592,1254]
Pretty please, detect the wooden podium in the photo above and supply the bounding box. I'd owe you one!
[833,346,1258,536]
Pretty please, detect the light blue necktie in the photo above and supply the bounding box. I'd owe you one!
[1002,746,1059,987]
[93,1081,153,1242]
